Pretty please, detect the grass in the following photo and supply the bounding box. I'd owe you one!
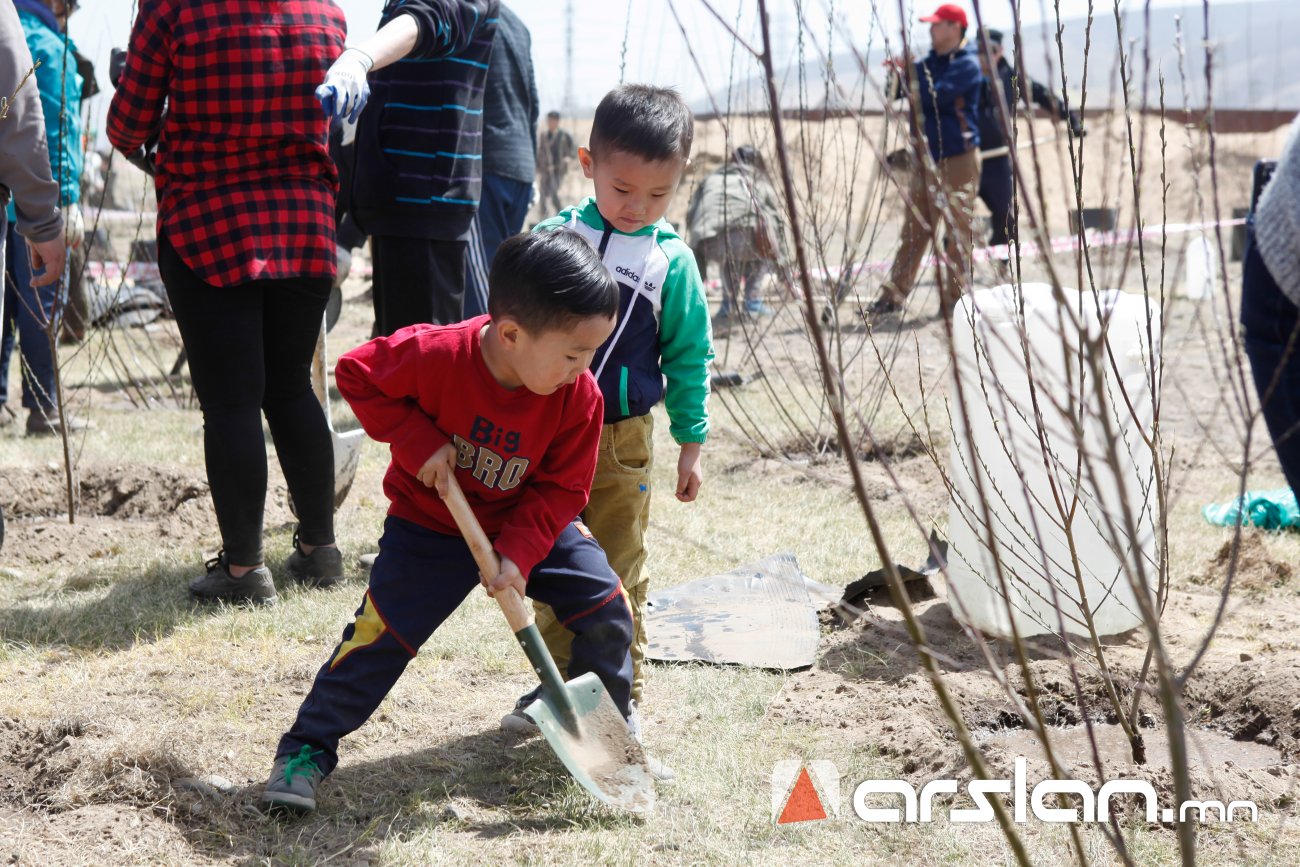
[4,271,1300,864]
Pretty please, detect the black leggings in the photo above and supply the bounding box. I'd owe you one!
[160,234,335,565]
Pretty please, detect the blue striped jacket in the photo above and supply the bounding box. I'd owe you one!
[347,0,499,239]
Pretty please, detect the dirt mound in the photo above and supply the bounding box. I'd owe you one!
[0,463,302,568]
[1197,532,1293,595]
[1183,654,1300,754]
[1,464,208,520]
[0,717,187,814]
[0,803,195,865]
[790,587,1300,818]
[0,718,87,809]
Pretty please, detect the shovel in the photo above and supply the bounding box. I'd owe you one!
[310,316,366,510]
[439,474,656,813]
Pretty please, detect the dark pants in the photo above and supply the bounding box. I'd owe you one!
[370,235,466,336]
[978,155,1016,248]
[277,516,634,774]
[464,173,532,318]
[1,224,62,412]
[159,234,335,565]
[1242,228,1300,493]
[538,171,565,216]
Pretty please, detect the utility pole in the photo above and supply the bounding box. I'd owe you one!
[564,0,575,116]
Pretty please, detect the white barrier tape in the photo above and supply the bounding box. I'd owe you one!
[85,260,160,284]
[811,217,1247,285]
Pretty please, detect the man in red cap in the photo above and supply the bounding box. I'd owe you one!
[868,3,983,321]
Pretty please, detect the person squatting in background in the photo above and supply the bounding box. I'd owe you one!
[108,0,348,604]
[686,145,787,322]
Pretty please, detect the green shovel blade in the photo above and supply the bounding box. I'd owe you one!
[525,672,657,813]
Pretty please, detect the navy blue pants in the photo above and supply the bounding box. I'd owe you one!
[1,223,62,412]
[277,516,634,774]
[464,173,532,318]
[1242,228,1300,493]
[978,156,1016,248]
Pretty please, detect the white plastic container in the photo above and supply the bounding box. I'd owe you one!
[1183,234,1218,300]
[944,284,1160,639]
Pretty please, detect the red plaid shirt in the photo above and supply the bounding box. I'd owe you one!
[107,0,346,288]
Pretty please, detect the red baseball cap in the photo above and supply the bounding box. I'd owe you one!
[919,4,969,28]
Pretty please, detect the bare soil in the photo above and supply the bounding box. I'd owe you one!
[0,463,295,570]
[2,115,1297,862]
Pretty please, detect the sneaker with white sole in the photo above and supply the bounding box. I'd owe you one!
[500,685,541,734]
[628,700,676,783]
[262,745,325,814]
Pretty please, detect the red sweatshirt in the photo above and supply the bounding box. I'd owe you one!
[335,316,604,579]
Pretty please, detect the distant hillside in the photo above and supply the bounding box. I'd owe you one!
[692,0,1297,116]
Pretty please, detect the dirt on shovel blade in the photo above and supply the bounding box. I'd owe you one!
[529,688,655,813]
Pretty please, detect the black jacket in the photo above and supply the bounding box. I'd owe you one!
[980,57,1083,153]
[481,5,538,184]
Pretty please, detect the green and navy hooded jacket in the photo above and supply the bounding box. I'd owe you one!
[536,198,713,445]
[6,0,82,225]
[344,0,498,241]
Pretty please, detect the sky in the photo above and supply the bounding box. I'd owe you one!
[68,0,1236,141]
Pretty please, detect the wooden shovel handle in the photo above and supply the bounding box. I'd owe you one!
[439,472,535,633]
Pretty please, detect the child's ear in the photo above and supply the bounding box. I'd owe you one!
[577,146,595,179]
[496,318,522,350]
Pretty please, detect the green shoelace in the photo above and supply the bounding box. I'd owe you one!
[282,745,321,785]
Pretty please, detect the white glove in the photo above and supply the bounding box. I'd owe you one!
[316,48,374,123]
[62,203,84,250]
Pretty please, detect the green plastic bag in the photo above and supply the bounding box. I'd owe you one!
[1202,489,1300,531]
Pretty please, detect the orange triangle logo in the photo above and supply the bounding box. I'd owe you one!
[777,766,828,824]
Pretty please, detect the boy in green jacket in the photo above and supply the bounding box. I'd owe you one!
[503,86,713,779]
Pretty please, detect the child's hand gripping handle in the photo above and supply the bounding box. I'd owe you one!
[439,473,534,632]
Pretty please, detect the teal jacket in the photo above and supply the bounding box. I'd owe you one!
[5,1,82,224]
[536,198,713,444]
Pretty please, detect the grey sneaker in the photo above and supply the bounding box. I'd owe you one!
[500,685,541,734]
[188,553,277,606]
[262,745,325,814]
[285,532,344,587]
[627,701,676,783]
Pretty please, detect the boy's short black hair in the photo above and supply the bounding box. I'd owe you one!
[546,109,561,120]
[589,84,694,164]
[488,231,618,334]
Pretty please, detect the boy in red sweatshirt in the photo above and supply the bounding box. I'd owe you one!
[262,231,631,813]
